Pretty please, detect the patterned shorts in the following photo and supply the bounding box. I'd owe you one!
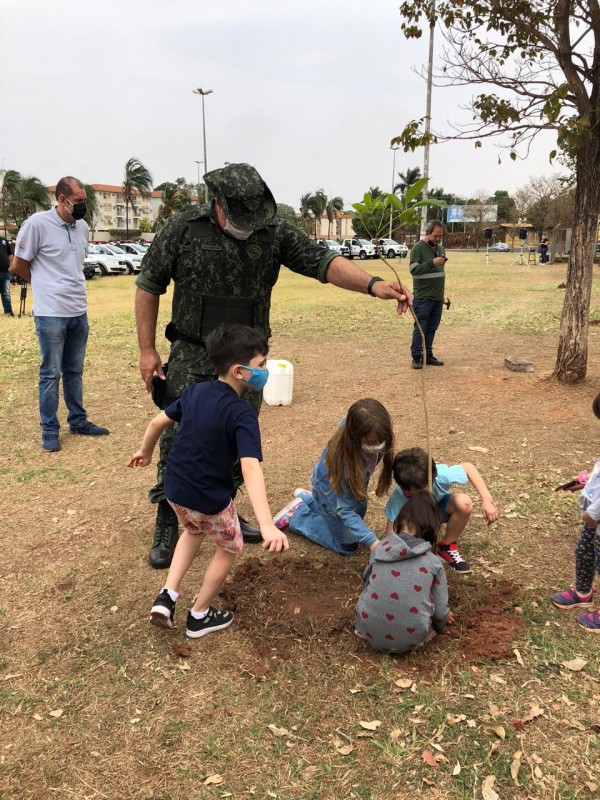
[167,499,243,555]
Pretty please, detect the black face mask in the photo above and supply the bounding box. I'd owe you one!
[65,198,87,220]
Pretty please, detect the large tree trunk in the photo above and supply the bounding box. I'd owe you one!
[554,136,600,383]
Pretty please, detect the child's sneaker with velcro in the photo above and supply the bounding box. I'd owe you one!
[551,586,595,610]
[273,497,304,530]
[186,607,234,639]
[151,589,176,628]
[576,609,600,633]
[438,541,471,573]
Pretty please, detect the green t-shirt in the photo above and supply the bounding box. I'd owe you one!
[409,239,446,301]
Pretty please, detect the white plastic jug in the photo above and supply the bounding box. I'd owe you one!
[263,359,293,406]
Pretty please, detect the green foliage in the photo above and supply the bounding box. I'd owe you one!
[109,228,142,240]
[138,218,152,233]
[276,203,302,229]
[352,184,446,241]
[123,157,153,237]
[1,170,51,229]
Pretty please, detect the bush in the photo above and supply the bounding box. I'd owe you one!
[109,229,142,240]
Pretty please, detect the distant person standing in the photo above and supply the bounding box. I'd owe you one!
[10,176,109,452]
[0,235,14,316]
[409,221,447,369]
[539,237,549,264]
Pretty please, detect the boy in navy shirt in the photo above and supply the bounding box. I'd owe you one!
[129,323,288,638]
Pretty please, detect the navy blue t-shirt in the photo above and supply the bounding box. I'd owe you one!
[164,380,262,514]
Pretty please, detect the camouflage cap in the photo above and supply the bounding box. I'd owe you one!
[204,163,277,230]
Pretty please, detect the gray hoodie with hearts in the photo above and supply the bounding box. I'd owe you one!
[354,532,450,653]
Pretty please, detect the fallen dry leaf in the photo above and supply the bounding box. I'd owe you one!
[301,765,319,781]
[173,643,192,658]
[512,719,526,731]
[359,720,382,731]
[514,649,524,666]
[561,657,587,672]
[452,762,461,776]
[422,750,439,768]
[267,724,289,737]
[481,775,499,800]
[485,723,506,740]
[395,678,414,689]
[203,774,223,786]
[585,781,598,793]
[468,445,489,453]
[522,703,544,724]
[336,744,354,756]
[447,713,467,726]
[49,709,63,718]
[511,750,523,783]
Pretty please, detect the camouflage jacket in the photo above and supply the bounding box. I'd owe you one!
[136,204,336,341]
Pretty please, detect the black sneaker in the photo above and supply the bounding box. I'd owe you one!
[151,589,176,628]
[186,607,234,639]
[426,356,444,366]
[438,542,471,573]
[411,358,423,370]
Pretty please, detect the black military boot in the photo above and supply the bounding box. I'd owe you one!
[239,516,263,544]
[148,500,179,569]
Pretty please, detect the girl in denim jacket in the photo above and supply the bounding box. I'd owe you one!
[273,398,394,555]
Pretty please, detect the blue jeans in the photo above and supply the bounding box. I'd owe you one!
[288,487,364,555]
[34,313,89,433]
[0,272,12,315]
[411,298,443,359]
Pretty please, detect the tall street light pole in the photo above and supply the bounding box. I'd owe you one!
[389,145,401,238]
[420,8,435,238]
[192,87,213,203]
[193,159,203,203]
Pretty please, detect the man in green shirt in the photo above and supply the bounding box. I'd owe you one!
[409,221,447,369]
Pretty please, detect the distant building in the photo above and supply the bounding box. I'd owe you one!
[49,184,162,235]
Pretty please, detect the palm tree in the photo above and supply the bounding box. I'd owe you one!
[122,158,153,237]
[368,186,384,199]
[325,195,344,238]
[2,171,50,229]
[306,189,327,239]
[83,184,100,238]
[394,166,422,197]
[299,193,313,235]
[155,183,191,229]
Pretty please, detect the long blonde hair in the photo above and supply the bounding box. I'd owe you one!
[325,398,394,500]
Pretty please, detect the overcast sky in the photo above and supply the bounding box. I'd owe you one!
[1,0,559,210]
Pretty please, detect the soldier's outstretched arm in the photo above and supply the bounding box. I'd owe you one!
[135,287,165,391]
[325,256,412,315]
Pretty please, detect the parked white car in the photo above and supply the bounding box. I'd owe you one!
[372,238,409,258]
[100,244,143,274]
[86,245,129,276]
[341,238,377,259]
[316,239,351,258]
[116,242,148,257]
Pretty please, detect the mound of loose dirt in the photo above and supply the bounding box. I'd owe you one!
[219,555,524,664]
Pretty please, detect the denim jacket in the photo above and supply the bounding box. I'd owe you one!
[309,445,381,549]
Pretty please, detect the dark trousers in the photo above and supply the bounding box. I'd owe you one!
[411,298,443,360]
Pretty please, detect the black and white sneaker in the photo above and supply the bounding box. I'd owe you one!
[151,589,176,628]
[186,607,234,639]
[438,542,471,573]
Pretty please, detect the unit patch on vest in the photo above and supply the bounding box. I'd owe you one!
[245,243,263,261]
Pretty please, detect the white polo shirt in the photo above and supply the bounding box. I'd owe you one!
[15,208,89,317]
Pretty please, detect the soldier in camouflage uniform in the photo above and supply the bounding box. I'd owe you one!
[136,163,411,568]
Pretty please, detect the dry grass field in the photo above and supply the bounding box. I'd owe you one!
[1,251,600,799]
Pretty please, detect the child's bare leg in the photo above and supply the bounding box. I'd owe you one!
[192,547,236,612]
[164,531,205,593]
[442,493,473,544]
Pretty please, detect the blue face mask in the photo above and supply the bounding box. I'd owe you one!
[241,365,269,391]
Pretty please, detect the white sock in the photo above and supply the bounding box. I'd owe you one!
[190,608,209,620]
[163,588,178,602]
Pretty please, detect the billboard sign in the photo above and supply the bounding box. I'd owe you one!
[446,204,498,223]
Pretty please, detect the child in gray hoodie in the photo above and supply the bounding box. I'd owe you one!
[355,493,454,653]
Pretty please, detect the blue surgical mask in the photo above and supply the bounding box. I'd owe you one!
[241,365,269,391]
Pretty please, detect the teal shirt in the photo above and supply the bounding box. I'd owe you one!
[409,239,446,301]
[384,463,468,522]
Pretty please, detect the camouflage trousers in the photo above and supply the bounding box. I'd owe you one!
[148,339,262,505]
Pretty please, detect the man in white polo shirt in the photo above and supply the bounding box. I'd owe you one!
[10,176,109,452]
